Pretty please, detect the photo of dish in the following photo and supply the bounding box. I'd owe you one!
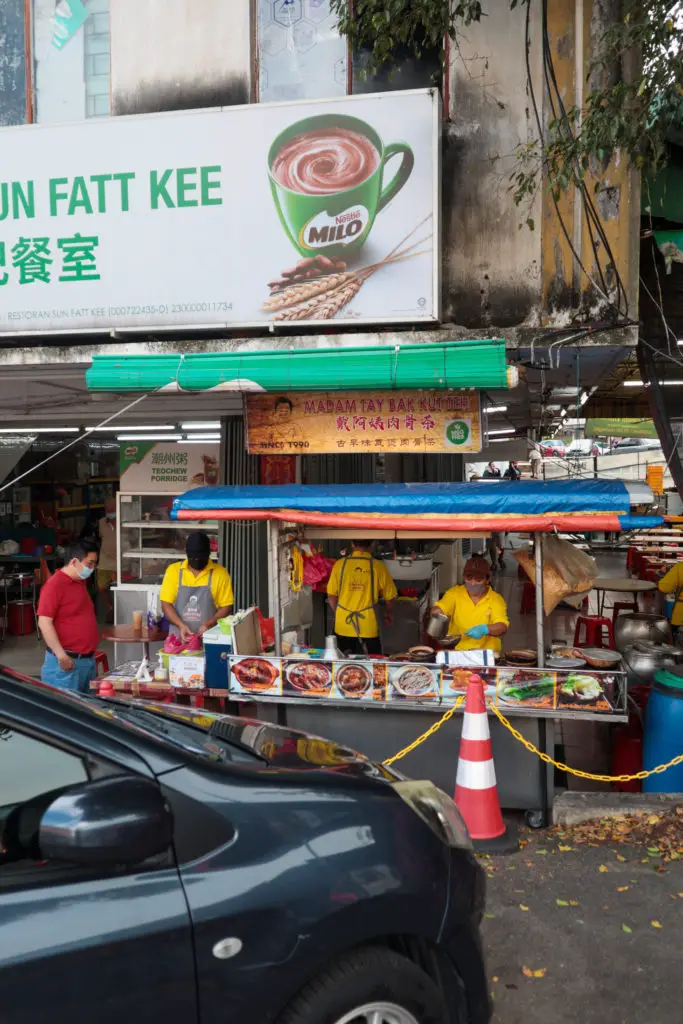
[285,660,332,693]
[557,671,612,710]
[442,667,496,699]
[497,668,556,709]
[231,657,281,692]
[391,664,438,698]
[336,663,373,697]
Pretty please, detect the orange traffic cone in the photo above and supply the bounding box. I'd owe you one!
[454,673,506,841]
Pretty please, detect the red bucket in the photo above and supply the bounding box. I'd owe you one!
[8,600,35,636]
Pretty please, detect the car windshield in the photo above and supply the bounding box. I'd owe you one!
[72,694,264,765]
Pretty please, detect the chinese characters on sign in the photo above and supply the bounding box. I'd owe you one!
[119,443,220,492]
[0,235,100,285]
[246,390,482,455]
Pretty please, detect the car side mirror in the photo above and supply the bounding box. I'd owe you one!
[39,775,173,866]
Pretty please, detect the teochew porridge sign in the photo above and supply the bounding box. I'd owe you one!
[0,90,439,334]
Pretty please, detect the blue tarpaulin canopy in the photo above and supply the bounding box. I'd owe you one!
[172,481,661,532]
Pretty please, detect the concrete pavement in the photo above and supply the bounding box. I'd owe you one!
[482,826,683,1024]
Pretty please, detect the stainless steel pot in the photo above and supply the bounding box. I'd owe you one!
[621,641,682,688]
[425,610,449,640]
[614,613,670,652]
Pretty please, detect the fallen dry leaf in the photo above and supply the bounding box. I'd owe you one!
[651,921,663,929]
[569,900,580,906]
[556,899,569,906]
[622,924,633,934]
[558,845,573,852]
[519,904,529,911]
[616,854,626,862]
[492,976,499,983]
[616,886,630,892]
[599,865,609,873]
[522,967,547,979]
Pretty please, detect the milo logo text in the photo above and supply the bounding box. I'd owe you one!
[300,205,371,249]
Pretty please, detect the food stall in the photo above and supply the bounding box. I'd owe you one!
[168,479,662,822]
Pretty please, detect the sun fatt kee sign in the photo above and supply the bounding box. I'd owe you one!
[0,90,439,334]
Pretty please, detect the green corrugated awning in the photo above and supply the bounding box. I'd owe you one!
[86,340,515,393]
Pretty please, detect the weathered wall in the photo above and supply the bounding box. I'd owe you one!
[445,0,639,330]
[541,0,640,322]
[110,0,252,115]
[444,1,544,328]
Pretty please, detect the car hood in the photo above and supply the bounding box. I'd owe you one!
[127,701,398,780]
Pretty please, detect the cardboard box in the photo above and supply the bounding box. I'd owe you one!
[169,654,205,689]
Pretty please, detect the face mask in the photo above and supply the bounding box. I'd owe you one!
[106,512,116,520]
[465,580,487,596]
[189,556,208,571]
[78,563,94,580]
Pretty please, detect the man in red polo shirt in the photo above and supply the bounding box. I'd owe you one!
[37,540,100,693]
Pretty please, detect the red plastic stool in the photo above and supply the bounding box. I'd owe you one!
[94,650,109,676]
[520,579,535,614]
[630,549,645,576]
[573,615,615,649]
[612,599,638,625]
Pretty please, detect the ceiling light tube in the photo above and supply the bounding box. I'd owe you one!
[485,405,508,414]
[181,433,221,441]
[91,425,176,432]
[180,421,222,430]
[488,427,516,436]
[118,434,182,441]
[0,427,80,434]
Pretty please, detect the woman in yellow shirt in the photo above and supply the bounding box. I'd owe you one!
[432,555,509,652]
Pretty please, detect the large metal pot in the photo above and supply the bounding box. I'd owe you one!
[614,613,670,652]
[621,642,683,688]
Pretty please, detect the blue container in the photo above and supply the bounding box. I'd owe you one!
[204,639,232,689]
[643,667,683,793]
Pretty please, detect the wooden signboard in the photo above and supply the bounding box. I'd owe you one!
[246,390,482,456]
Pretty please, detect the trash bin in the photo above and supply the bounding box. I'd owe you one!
[643,666,683,792]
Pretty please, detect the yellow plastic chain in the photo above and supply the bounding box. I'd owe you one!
[383,697,683,782]
[383,697,464,766]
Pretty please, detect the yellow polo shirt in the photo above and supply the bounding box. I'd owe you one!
[327,551,398,638]
[658,561,683,626]
[436,584,509,652]
[160,560,234,609]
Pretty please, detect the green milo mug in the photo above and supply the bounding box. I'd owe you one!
[268,113,414,260]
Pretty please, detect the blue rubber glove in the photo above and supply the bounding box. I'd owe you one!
[466,624,489,639]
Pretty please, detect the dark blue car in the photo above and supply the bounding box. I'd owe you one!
[0,669,489,1024]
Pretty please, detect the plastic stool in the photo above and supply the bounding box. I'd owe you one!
[574,615,615,649]
[520,579,535,614]
[612,599,638,625]
[94,650,109,676]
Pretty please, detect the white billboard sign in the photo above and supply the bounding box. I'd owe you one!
[0,89,439,335]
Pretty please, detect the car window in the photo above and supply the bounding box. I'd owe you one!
[0,727,88,807]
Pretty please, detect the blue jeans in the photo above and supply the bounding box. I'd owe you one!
[41,652,96,694]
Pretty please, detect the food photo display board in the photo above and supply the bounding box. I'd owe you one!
[227,657,625,718]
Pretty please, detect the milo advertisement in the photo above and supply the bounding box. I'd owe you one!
[0,90,438,334]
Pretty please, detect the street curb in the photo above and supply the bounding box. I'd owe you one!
[553,791,683,827]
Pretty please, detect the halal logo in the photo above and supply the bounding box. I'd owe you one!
[446,419,470,446]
